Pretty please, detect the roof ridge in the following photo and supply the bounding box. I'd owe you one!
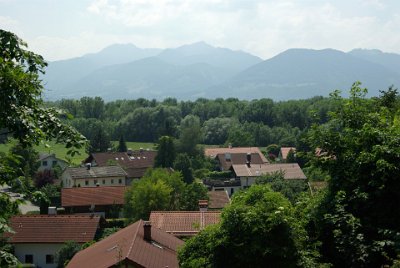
[126,219,141,259]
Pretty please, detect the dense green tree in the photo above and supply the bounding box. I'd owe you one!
[124,168,204,222]
[179,184,315,267]
[203,117,234,145]
[286,148,296,163]
[308,83,400,266]
[0,30,87,266]
[255,171,308,203]
[177,115,203,156]
[173,153,194,184]
[154,136,176,168]
[89,124,112,153]
[79,96,105,119]
[124,176,172,222]
[55,241,81,268]
[179,183,208,211]
[117,135,127,152]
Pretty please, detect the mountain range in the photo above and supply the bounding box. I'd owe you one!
[42,42,400,101]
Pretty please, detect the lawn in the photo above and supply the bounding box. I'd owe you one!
[0,140,156,165]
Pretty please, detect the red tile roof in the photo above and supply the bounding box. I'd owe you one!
[62,186,127,207]
[7,215,100,243]
[149,211,221,237]
[216,152,265,170]
[232,163,307,180]
[208,191,230,209]
[86,151,157,178]
[280,147,296,160]
[205,147,269,163]
[67,220,183,268]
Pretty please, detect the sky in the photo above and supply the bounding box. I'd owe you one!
[1,0,400,61]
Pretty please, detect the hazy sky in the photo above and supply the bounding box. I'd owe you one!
[1,0,400,61]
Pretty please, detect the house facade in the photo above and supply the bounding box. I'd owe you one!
[232,163,307,188]
[7,215,100,268]
[61,165,127,188]
[38,153,68,172]
[84,149,157,183]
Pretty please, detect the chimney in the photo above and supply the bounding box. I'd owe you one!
[199,200,208,212]
[48,206,57,215]
[127,148,132,156]
[228,143,232,149]
[143,221,152,241]
[246,153,251,167]
[86,163,91,170]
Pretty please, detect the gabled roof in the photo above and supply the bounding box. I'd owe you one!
[216,152,264,170]
[279,147,296,160]
[208,191,230,209]
[89,151,156,169]
[205,147,269,163]
[150,211,221,236]
[64,166,127,179]
[67,220,183,268]
[7,215,100,243]
[38,153,67,163]
[232,163,307,180]
[62,186,127,207]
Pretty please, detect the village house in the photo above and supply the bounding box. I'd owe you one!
[67,220,183,268]
[61,165,127,188]
[150,201,221,237]
[61,186,127,217]
[205,146,269,171]
[84,149,156,183]
[232,162,307,188]
[6,214,101,268]
[37,153,68,172]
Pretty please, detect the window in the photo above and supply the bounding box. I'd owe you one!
[111,179,114,184]
[25,254,33,264]
[102,179,105,184]
[46,254,54,264]
[118,179,122,184]
[94,180,97,185]
[42,160,47,166]
[85,180,89,186]
[52,160,57,166]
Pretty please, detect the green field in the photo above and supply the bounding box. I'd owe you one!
[0,140,156,165]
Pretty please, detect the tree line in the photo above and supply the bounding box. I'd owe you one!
[48,95,341,148]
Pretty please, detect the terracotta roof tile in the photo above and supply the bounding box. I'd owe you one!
[150,211,221,236]
[62,186,127,207]
[216,152,264,170]
[208,191,230,209]
[205,147,269,163]
[280,147,296,160]
[232,163,307,180]
[7,215,100,243]
[64,166,127,179]
[67,220,183,268]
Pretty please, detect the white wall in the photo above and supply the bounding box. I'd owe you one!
[14,243,62,268]
[38,156,67,172]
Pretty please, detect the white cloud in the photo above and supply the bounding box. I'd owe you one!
[82,0,400,60]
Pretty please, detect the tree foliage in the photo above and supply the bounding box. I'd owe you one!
[0,30,87,266]
[154,136,176,168]
[307,82,400,266]
[179,184,315,267]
